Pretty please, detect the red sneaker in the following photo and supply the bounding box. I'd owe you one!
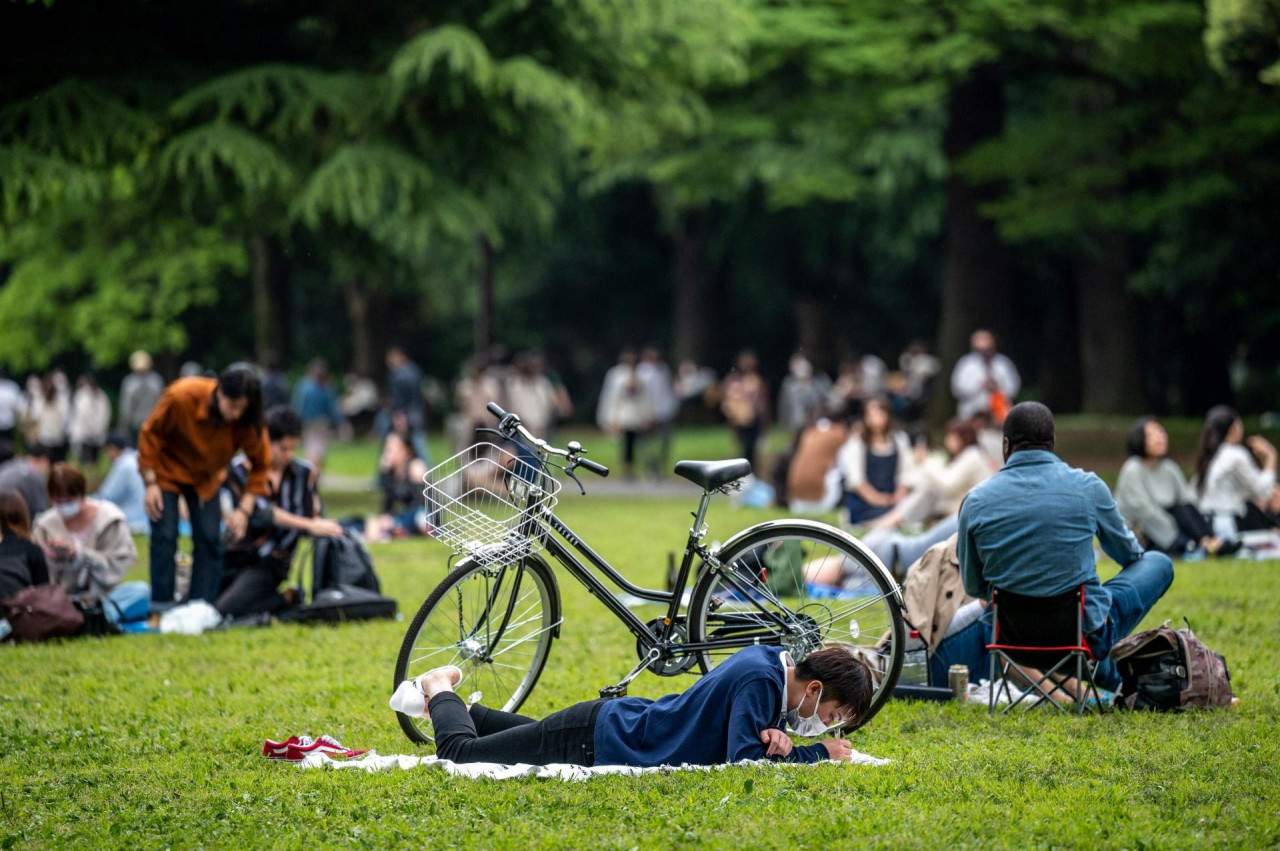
[263,735,303,759]
[283,735,368,761]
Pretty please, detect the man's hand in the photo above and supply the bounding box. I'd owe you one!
[820,738,853,762]
[144,484,164,521]
[225,509,249,543]
[310,518,345,538]
[760,728,793,758]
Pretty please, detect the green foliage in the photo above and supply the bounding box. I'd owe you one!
[0,145,105,222]
[0,215,242,369]
[169,65,373,143]
[1206,0,1280,83]
[158,124,295,212]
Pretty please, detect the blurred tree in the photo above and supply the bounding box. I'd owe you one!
[1207,0,1280,83]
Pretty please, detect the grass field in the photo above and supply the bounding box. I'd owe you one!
[2,490,1279,849]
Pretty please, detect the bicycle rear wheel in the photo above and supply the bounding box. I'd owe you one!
[686,521,904,730]
[394,555,560,745]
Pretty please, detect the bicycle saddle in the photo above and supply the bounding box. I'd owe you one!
[673,459,752,491]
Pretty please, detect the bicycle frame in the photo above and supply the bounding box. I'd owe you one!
[526,489,800,663]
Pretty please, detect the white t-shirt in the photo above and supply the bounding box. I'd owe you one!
[0,379,23,430]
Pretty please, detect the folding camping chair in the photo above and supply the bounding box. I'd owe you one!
[986,585,1103,715]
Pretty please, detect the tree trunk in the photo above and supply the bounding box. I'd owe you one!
[1075,231,1143,413]
[344,277,374,377]
[249,236,292,364]
[249,236,273,363]
[1037,274,1082,413]
[672,209,710,365]
[474,232,495,356]
[794,297,830,368]
[930,66,1015,426]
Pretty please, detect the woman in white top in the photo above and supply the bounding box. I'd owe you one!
[845,419,993,578]
[1194,405,1279,540]
[837,397,913,525]
[870,418,993,533]
[69,374,113,465]
[27,375,70,462]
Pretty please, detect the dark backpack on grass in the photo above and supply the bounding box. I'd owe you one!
[1109,621,1232,711]
[312,534,381,594]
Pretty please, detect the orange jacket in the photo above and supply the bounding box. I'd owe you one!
[137,377,270,501]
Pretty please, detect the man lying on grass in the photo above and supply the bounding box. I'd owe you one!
[394,645,874,767]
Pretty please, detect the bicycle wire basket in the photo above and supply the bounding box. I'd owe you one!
[421,442,562,567]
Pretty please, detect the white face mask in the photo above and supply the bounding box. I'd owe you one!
[786,685,828,737]
[55,499,82,519]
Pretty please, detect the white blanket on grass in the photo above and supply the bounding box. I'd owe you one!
[297,751,890,781]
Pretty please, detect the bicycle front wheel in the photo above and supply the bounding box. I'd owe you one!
[686,521,904,730]
[394,555,560,745]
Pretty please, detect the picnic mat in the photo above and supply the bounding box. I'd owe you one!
[295,751,891,780]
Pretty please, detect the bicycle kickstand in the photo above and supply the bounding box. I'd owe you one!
[600,647,661,699]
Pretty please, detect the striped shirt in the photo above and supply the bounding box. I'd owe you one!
[225,456,318,561]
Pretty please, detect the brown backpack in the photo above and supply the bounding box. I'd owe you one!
[1109,621,1233,711]
[1,583,85,642]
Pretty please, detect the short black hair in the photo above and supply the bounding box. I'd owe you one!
[1003,401,1055,454]
[105,433,129,451]
[26,444,51,460]
[795,646,875,728]
[0,440,14,466]
[1126,417,1157,458]
[217,362,264,428]
[266,406,303,442]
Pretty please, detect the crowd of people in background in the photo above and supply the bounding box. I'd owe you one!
[3,325,1278,644]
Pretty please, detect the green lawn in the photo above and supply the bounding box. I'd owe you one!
[2,494,1278,849]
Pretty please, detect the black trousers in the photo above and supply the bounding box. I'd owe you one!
[429,694,605,766]
[215,554,290,616]
[1168,503,1214,544]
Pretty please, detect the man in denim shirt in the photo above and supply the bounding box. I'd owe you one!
[958,402,1173,690]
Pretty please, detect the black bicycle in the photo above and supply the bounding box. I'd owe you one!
[393,402,905,744]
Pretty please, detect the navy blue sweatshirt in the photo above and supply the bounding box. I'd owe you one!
[592,645,829,766]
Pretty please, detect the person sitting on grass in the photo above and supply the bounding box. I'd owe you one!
[32,463,140,607]
[1115,417,1230,557]
[1194,405,1279,543]
[366,430,429,542]
[215,406,344,618]
[394,645,873,767]
[0,489,48,601]
[958,402,1174,694]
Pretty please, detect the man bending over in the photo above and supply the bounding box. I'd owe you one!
[395,645,873,767]
[958,402,1174,691]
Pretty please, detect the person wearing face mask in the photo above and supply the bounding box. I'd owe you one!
[392,645,874,767]
[138,363,270,608]
[777,352,833,433]
[32,463,139,606]
[949,329,1020,421]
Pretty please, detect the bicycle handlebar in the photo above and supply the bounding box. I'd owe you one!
[576,457,609,477]
[487,401,609,477]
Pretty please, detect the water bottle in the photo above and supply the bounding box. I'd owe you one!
[900,629,929,685]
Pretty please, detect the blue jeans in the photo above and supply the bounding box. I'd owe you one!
[863,515,960,576]
[1086,552,1175,690]
[150,487,224,606]
[929,618,992,685]
[104,581,152,624]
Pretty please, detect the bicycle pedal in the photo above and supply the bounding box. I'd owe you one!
[599,685,627,699]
